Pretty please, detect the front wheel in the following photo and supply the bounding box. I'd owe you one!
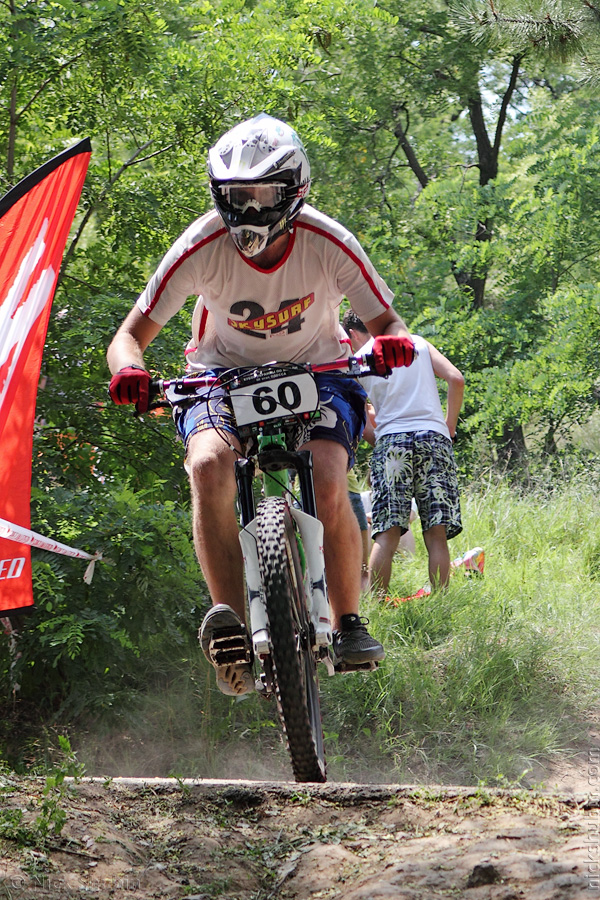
[255,497,326,783]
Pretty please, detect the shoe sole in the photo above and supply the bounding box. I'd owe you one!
[215,664,255,697]
[333,636,385,665]
[337,649,386,665]
[200,605,254,696]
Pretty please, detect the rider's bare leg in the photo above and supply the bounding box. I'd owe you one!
[186,428,246,620]
[302,439,362,630]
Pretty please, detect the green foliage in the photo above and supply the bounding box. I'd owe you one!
[1,0,600,780]
[459,0,600,77]
[6,482,206,718]
[0,737,84,846]
[307,1,600,466]
[468,286,600,451]
[0,808,35,847]
[34,736,85,840]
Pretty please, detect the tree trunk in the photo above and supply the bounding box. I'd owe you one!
[496,423,528,470]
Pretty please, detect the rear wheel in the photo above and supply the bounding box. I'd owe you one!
[255,496,326,783]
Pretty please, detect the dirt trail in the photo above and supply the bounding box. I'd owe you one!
[0,777,598,899]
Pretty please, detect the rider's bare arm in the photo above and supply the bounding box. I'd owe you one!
[106,307,162,375]
[362,307,410,339]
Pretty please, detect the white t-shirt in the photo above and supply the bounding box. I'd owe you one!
[136,204,393,369]
[360,490,372,518]
[361,334,450,440]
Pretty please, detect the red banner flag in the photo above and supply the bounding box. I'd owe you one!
[0,139,92,614]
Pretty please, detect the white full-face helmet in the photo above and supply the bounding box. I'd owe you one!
[208,113,311,258]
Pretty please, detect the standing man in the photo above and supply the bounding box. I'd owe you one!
[107,114,415,695]
[342,310,464,593]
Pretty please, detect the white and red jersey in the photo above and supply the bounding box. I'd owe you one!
[136,204,393,369]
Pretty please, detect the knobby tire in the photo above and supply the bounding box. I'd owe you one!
[255,497,326,783]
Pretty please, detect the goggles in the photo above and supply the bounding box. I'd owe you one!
[215,182,288,214]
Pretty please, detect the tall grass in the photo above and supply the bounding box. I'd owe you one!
[75,474,600,786]
[322,474,600,785]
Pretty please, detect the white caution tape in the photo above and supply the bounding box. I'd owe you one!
[0,518,102,583]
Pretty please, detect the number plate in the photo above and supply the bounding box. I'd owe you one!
[228,369,319,428]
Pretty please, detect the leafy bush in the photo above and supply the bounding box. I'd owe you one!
[0,481,208,724]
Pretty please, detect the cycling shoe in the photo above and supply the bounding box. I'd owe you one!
[332,614,385,665]
[199,604,254,696]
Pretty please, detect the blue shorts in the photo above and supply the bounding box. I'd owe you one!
[174,372,367,469]
[370,431,462,539]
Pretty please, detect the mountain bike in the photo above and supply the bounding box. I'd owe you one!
[148,354,383,783]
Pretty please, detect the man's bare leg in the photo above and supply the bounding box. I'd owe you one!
[369,526,402,593]
[359,526,370,592]
[423,524,450,589]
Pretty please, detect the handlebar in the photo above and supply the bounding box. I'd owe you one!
[148,354,381,407]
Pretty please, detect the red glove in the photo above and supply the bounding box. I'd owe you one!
[109,365,151,413]
[371,335,416,375]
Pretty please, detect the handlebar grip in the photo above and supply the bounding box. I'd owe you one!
[148,379,163,401]
[134,379,168,414]
[362,353,376,371]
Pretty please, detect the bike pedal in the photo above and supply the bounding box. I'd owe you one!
[254,674,272,699]
[208,627,252,667]
[333,659,379,674]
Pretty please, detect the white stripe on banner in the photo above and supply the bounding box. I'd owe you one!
[0,518,102,584]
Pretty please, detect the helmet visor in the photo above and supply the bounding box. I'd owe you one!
[215,182,288,214]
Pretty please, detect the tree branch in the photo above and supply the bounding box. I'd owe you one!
[394,110,429,189]
[17,53,85,121]
[493,54,524,157]
[467,92,495,185]
[60,139,155,277]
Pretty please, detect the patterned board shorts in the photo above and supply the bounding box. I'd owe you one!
[370,431,462,540]
[174,371,368,469]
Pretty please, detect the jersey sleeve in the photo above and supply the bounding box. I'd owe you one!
[136,212,219,326]
[136,239,199,326]
[333,229,394,322]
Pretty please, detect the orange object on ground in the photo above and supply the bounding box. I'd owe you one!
[385,547,485,606]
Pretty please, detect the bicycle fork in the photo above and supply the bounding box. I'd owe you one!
[235,452,336,678]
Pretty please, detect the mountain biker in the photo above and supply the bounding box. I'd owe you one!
[107,113,415,696]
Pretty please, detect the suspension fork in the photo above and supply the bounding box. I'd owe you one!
[235,437,325,660]
[234,436,317,522]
